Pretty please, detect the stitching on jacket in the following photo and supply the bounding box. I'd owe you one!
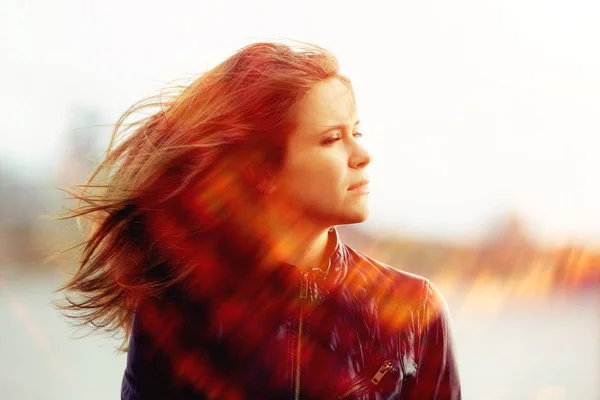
[416,279,430,367]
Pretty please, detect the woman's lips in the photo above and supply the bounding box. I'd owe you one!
[348,180,370,193]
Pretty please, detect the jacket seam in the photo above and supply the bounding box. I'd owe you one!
[416,279,431,372]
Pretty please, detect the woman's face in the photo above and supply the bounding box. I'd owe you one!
[270,77,372,227]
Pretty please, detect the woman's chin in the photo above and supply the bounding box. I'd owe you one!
[336,207,370,225]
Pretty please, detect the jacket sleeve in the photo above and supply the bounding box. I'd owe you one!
[121,311,174,400]
[121,309,202,400]
[409,280,462,400]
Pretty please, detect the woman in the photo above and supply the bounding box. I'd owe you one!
[56,41,461,399]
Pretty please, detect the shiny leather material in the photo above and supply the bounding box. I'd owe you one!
[121,228,461,399]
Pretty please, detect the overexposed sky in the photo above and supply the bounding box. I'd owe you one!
[1,0,599,245]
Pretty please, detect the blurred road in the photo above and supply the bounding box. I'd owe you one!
[0,267,125,400]
[1,266,598,399]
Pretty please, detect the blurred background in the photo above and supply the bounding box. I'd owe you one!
[1,0,599,399]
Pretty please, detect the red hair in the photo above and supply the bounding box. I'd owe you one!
[53,41,350,349]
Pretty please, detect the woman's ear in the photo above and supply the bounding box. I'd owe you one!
[256,178,276,195]
[242,162,277,195]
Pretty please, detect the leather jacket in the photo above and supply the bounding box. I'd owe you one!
[121,228,461,399]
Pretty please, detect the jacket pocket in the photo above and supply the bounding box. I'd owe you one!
[336,359,401,399]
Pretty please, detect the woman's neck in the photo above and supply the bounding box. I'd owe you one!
[256,203,336,272]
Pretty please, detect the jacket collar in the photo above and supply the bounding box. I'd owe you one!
[273,226,348,304]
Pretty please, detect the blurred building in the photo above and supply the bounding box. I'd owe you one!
[0,163,44,265]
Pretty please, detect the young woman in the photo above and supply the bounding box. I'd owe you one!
[57,41,461,399]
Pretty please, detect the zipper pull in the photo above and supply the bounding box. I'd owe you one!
[370,361,394,385]
[300,272,309,299]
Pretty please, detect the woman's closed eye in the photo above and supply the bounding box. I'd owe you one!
[322,131,364,146]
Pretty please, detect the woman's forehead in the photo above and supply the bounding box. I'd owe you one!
[295,78,357,130]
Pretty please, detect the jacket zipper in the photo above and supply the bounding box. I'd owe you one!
[294,272,309,400]
[336,360,396,399]
[370,361,394,384]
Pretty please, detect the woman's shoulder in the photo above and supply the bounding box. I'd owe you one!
[342,244,443,310]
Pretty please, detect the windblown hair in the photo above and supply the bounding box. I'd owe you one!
[53,41,348,350]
